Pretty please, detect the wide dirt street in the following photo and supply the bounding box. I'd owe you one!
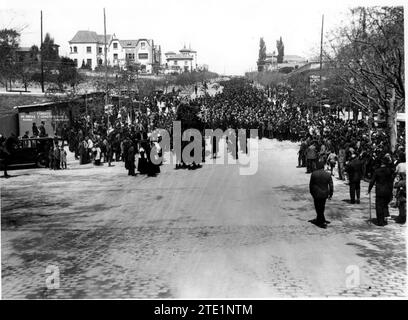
[1,138,406,298]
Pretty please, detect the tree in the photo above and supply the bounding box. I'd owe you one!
[328,6,404,151]
[276,36,284,63]
[38,33,60,86]
[257,37,267,72]
[13,45,41,92]
[56,57,82,91]
[42,33,59,63]
[0,28,20,90]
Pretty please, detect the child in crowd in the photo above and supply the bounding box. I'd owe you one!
[60,146,67,169]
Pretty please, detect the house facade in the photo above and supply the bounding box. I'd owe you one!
[164,45,197,74]
[69,31,112,70]
[69,31,161,73]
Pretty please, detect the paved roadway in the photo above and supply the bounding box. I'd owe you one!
[1,139,406,298]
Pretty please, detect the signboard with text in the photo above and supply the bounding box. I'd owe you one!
[18,109,69,137]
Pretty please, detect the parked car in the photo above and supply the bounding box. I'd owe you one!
[0,137,54,170]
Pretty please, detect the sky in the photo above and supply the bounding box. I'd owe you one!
[0,0,404,75]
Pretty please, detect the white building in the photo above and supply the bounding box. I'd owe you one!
[264,53,308,71]
[164,45,197,74]
[69,31,161,73]
[69,30,112,70]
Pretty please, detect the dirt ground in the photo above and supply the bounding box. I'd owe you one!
[1,138,406,299]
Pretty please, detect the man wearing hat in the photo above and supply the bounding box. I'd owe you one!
[346,153,364,204]
[309,161,334,228]
[368,156,394,226]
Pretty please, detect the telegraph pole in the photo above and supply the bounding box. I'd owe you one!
[319,14,324,113]
[104,8,108,106]
[40,10,45,93]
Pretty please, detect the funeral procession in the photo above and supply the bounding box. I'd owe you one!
[0,1,406,300]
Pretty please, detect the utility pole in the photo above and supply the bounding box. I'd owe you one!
[85,90,88,136]
[319,14,324,114]
[40,10,45,93]
[104,8,108,106]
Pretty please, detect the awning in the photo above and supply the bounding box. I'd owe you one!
[397,113,406,122]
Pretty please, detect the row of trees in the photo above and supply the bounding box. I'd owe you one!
[251,7,404,152]
[327,6,404,151]
[0,28,81,92]
[257,37,285,72]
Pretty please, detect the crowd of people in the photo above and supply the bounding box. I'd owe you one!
[196,78,405,226]
[62,90,184,176]
[1,78,405,226]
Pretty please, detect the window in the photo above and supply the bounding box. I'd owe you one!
[138,53,148,60]
[113,42,118,49]
[86,46,91,53]
[99,47,102,54]
[141,42,146,49]
[98,59,103,65]
[70,47,72,53]
[113,53,118,59]
[86,59,92,67]
[73,46,77,53]
[185,61,188,65]
[174,60,178,65]
[126,53,135,61]
[74,59,78,66]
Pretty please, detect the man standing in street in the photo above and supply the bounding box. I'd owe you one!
[306,142,317,173]
[346,153,363,204]
[297,139,307,168]
[309,161,334,228]
[338,143,346,180]
[368,157,394,226]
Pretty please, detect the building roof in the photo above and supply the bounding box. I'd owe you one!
[99,34,113,44]
[166,54,193,61]
[16,47,32,52]
[119,40,138,48]
[69,30,112,44]
[283,55,306,61]
[14,92,105,110]
[14,101,69,110]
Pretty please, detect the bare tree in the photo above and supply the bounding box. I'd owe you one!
[327,6,404,151]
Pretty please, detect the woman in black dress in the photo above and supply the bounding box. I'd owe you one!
[147,140,160,176]
[137,140,149,174]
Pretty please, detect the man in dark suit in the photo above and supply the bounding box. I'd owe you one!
[368,157,394,226]
[309,161,334,228]
[346,153,364,204]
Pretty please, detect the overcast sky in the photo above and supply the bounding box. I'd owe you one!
[0,0,403,75]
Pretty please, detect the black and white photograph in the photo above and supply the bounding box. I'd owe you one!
[0,0,406,302]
